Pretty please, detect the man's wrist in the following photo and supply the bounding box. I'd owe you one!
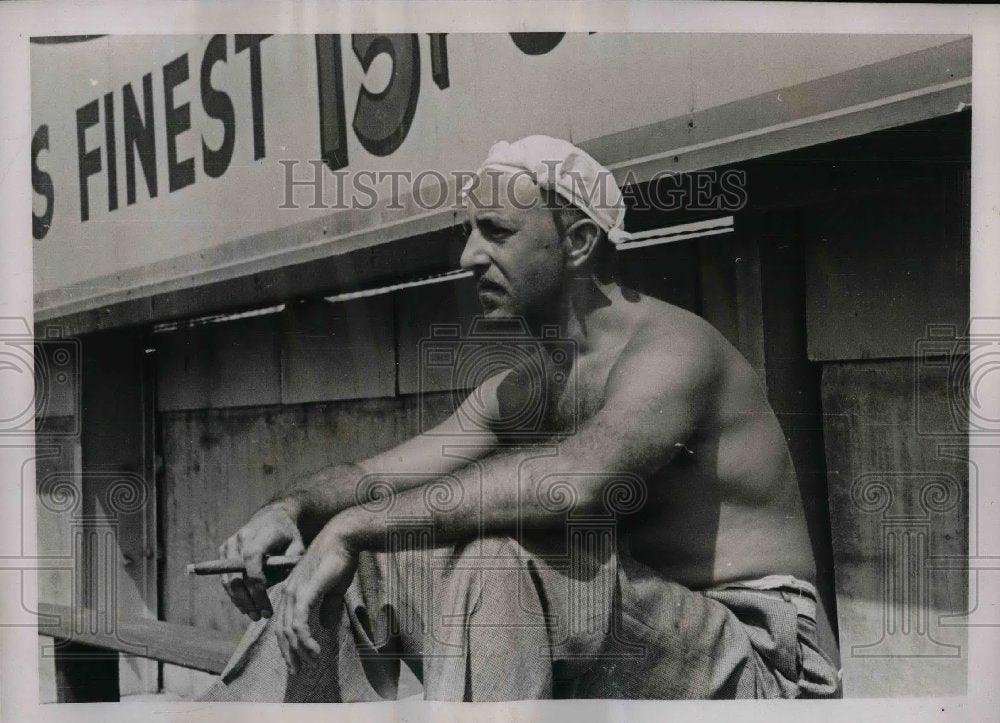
[267,494,304,524]
[327,506,367,554]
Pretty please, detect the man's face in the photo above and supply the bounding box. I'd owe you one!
[460,171,565,319]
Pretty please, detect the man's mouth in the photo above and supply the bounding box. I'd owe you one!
[477,279,505,296]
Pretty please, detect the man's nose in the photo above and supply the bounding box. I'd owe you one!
[460,230,490,271]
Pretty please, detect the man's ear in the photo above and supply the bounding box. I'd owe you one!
[562,218,603,270]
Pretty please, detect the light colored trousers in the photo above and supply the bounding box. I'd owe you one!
[202,532,840,701]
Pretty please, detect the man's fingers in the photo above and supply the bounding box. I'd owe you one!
[244,575,272,618]
[277,590,301,674]
[222,573,259,620]
[291,606,320,660]
[274,604,296,674]
[242,546,273,618]
[289,578,325,660]
[219,538,257,618]
[278,577,317,668]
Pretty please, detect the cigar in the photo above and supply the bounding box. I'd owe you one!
[186,555,303,576]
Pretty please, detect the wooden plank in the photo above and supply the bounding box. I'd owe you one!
[80,330,159,694]
[39,602,239,675]
[155,326,212,412]
[615,238,700,314]
[210,315,281,409]
[35,442,80,610]
[281,296,395,404]
[396,277,483,395]
[37,221,467,339]
[584,38,970,174]
[821,360,967,696]
[699,233,766,383]
[804,175,969,362]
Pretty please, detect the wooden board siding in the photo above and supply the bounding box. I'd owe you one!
[79,331,158,694]
[160,392,458,634]
[157,295,397,411]
[281,296,396,404]
[395,276,482,396]
[803,174,969,362]
[821,360,967,696]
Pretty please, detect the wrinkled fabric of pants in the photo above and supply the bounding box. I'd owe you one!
[200,534,841,701]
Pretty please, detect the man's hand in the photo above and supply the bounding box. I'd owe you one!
[273,520,357,674]
[219,503,305,621]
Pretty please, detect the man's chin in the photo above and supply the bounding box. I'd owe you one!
[477,299,508,317]
[479,304,518,319]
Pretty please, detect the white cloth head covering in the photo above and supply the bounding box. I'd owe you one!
[466,135,631,244]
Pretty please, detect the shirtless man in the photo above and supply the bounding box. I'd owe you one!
[205,136,840,701]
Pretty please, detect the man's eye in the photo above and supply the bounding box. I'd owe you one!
[480,222,511,239]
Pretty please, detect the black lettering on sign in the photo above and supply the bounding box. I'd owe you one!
[76,99,101,223]
[315,34,348,172]
[201,34,235,179]
[235,34,270,160]
[429,34,449,90]
[351,34,420,157]
[509,33,565,55]
[123,73,158,205]
[32,125,53,240]
[164,53,195,193]
[103,92,118,211]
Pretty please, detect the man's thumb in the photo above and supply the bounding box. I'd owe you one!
[285,537,305,558]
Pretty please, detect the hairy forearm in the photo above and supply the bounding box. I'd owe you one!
[270,462,446,542]
[264,464,354,541]
[330,445,619,552]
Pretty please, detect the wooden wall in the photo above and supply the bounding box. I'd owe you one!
[160,395,458,633]
[804,161,970,695]
[821,362,967,695]
[79,331,159,695]
[154,294,465,696]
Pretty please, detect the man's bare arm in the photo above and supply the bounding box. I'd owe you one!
[335,331,721,549]
[272,332,722,670]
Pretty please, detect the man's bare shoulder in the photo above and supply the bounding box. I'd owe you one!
[617,293,728,372]
[597,292,731,411]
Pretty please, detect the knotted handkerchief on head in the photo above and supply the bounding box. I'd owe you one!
[465,135,632,244]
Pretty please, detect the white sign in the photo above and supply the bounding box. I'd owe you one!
[31,33,965,318]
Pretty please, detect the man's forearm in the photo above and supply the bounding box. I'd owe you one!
[270,462,474,542]
[329,446,616,552]
[265,463,366,541]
